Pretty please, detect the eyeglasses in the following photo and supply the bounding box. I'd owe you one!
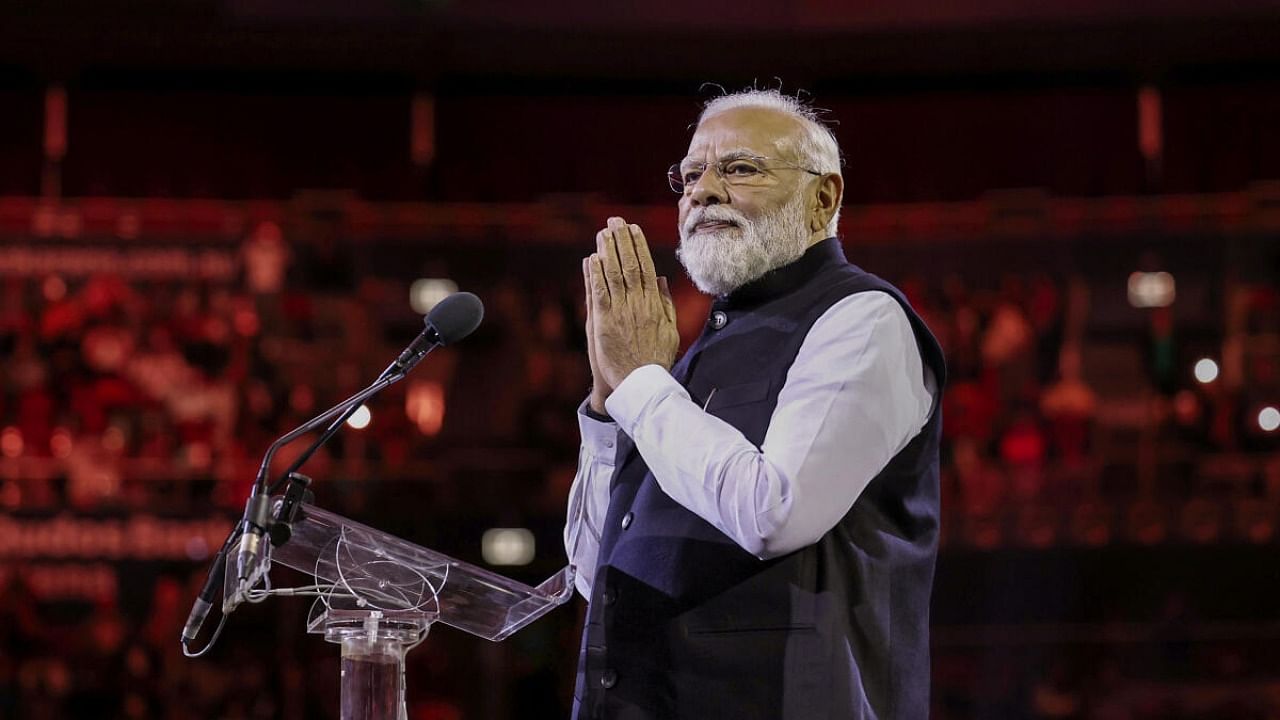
[667,154,822,194]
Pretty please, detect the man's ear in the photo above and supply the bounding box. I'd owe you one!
[810,173,844,233]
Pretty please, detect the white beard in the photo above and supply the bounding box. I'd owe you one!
[676,193,811,297]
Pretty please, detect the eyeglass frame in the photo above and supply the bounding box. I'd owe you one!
[667,153,823,195]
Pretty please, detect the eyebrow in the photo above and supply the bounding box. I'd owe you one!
[679,148,762,171]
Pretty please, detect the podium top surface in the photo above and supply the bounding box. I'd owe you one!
[234,499,574,642]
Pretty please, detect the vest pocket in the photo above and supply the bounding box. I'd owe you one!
[703,379,771,412]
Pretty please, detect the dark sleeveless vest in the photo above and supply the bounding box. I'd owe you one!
[573,238,947,720]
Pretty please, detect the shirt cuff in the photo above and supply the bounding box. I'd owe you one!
[604,364,688,438]
[576,398,619,459]
[582,402,613,423]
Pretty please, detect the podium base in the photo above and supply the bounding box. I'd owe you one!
[315,609,433,720]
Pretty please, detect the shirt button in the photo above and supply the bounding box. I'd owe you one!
[600,669,617,689]
[710,310,728,330]
[621,512,633,530]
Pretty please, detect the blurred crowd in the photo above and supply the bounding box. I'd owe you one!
[1,222,1279,719]
[3,228,1277,518]
[0,224,595,515]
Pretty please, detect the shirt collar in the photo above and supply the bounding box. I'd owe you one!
[712,237,846,310]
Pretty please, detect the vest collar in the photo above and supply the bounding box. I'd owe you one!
[712,237,846,310]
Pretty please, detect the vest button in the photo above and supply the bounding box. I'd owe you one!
[621,512,633,530]
[710,310,728,330]
[602,586,617,605]
[600,669,618,689]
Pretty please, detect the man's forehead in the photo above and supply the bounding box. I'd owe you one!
[685,106,803,159]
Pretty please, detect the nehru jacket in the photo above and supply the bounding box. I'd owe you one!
[569,238,947,720]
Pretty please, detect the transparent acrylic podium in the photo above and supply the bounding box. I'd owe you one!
[224,499,576,720]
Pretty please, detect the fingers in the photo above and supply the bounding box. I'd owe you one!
[582,256,594,321]
[607,217,648,296]
[596,229,625,300]
[593,217,662,319]
[657,276,675,322]
[588,254,611,311]
[630,224,658,292]
[582,257,596,344]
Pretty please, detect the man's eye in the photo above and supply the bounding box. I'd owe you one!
[723,161,762,176]
[682,170,703,184]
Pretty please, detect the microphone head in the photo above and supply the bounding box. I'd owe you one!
[426,291,484,345]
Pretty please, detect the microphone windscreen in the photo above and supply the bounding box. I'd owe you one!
[426,291,484,345]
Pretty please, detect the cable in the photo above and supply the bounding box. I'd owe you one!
[181,612,229,658]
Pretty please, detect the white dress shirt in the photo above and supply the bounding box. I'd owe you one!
[563,290,937,597]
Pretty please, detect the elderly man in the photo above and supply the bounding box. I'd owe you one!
[564,90,945,720]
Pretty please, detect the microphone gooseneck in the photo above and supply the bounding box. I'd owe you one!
[181,291,485,654]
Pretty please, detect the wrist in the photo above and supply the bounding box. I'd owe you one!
[601,364,680,433]
[583,400,612,422]
[589,392,609,415]
[608,358,668,389]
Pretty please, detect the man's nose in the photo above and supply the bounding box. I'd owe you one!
[687,170,726,207]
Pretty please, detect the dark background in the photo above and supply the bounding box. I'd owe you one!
[1,1,1280,718]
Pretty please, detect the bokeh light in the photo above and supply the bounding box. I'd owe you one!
[346,404,372,430]
[1260,406,1280,433]
[1194,358,1219,384]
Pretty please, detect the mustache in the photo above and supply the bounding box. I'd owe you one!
[682,207,748,237]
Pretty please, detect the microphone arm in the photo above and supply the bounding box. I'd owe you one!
[181,291,482,654]
[236,367,410,582]
[264,319,447,496]
[182,365,409,651]
[236,320,453,595]
[268,359,398,496]
[267,314,451,495]
[251,368,403,499]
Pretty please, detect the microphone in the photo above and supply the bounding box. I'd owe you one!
[235,493,272,585]
[181,539,230,644]
[182,291,484,650]
[393,291,484,373]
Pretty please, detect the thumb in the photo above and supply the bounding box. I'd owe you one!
[583,260,597,349]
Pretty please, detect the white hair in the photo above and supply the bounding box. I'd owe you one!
[699,89,843,235]
[678,189,810,296]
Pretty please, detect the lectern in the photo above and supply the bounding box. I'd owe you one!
[224,499,575,720]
